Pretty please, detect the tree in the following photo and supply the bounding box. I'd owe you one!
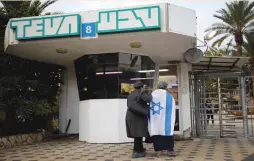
[0,0,59,26]
[204,47,234,56]
[0,54,64,135]
[205,1,254,56]
[243,33,254,56]
[0,0,62,135]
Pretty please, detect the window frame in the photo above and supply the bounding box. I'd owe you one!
[155,63,181,133]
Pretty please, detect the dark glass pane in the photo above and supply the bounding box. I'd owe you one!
[75,53,155,100]
[75,53,119,100]
[118,53,155,98]
[158,65,179,105]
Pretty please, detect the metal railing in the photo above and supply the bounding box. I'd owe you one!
[190,72,252,138]
[244,76,254,137]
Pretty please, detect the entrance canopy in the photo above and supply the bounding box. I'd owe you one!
[4,3,196,67]
[192,56,250,72]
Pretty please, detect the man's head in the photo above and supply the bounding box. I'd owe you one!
[158,81,168,89]
[206,99,211,103]
[133,81,144,89]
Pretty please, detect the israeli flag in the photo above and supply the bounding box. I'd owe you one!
[148,89,175,136]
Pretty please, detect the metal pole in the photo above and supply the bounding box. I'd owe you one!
[190,73,196,137]
[218,77,223,138]
[199,78,204,136]
[194,76,201,137]
[203,75,207,135]
[153,64,160,90]
[241,75,249,138]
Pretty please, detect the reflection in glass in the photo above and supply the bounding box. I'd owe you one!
[158,65,178,105]
[75,53,155,100]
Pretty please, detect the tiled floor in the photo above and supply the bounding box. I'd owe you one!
[0,138,253,161]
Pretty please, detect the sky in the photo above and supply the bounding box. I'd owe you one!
[43,0,229,47]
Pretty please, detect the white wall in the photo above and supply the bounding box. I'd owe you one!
[168,4,196,37]
[59,65,80,134]
[79,99,133,143]
[179,62,192,137]
[59,62,192,139]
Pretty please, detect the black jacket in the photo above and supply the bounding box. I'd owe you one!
[125,89,152,138]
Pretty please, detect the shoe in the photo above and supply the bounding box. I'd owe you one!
[167,151,176,157]
[133,148,146,153]
[141,148,146,153]
[132,152,145,158]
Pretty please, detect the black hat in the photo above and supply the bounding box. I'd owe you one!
[133,81,144,89]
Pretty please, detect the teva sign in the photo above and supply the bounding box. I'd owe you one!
[10,14,81,40]
[10,5,161,40]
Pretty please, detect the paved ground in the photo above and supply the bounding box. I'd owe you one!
[0,138,254,161]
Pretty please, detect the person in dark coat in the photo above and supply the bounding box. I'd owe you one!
[205,99,214,125]
[126,81,152,158]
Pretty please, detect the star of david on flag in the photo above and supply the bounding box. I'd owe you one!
[149,89,175,136]
[151,102,164,115]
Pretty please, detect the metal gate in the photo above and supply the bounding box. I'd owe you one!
[190,72,251,138]
[244,76,254,137]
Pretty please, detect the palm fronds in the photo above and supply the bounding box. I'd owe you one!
[205,1,254,56]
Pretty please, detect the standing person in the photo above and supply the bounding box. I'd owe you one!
[149,81,176,157]
[206,99,214,125]
[126,81,152,158]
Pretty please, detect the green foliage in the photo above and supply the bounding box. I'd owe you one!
[204,47,233,56]
[243,32,254,56]
[0,0,60,26]
[0,54,63,121]
[0,0,62,135]
[205,1,254,56]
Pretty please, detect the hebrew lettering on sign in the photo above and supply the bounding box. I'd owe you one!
[97,6,161,33]
[10,6,161,40]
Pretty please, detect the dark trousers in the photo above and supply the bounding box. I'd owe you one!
[133,137,144,152]
[152,135,174,151]
[207,111,214,124]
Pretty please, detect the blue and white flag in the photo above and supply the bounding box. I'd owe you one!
[148,89,175,136]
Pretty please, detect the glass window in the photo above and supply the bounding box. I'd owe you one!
[158,64,178,105]
[118,53,155,98]
[75,53,155,100]
[157,64,179,131]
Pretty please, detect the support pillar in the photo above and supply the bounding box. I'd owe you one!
[153,64,160,90]
[59,64,80,134]
[179,62,192,138]
[240,75,249,138]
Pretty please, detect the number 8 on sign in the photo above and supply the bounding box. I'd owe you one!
[81,22,97,38]
[86,26,92,34]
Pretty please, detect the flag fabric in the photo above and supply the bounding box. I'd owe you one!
[148,89,175,136]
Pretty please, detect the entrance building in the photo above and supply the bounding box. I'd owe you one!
[4,3,251,143]
[191,58,252,138]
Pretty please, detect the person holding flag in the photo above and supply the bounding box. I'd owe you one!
[148,81,176,157]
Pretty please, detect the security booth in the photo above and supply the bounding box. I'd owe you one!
[189,56,251,138]
[4,3,197,143]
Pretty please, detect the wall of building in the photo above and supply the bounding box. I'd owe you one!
[79,99,133,143]
[59,65,80,134]
[5,3,196,48]
[59,62,193,140]
[179,62,192,137]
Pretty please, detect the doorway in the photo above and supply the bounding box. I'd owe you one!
[190,72,249,138]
